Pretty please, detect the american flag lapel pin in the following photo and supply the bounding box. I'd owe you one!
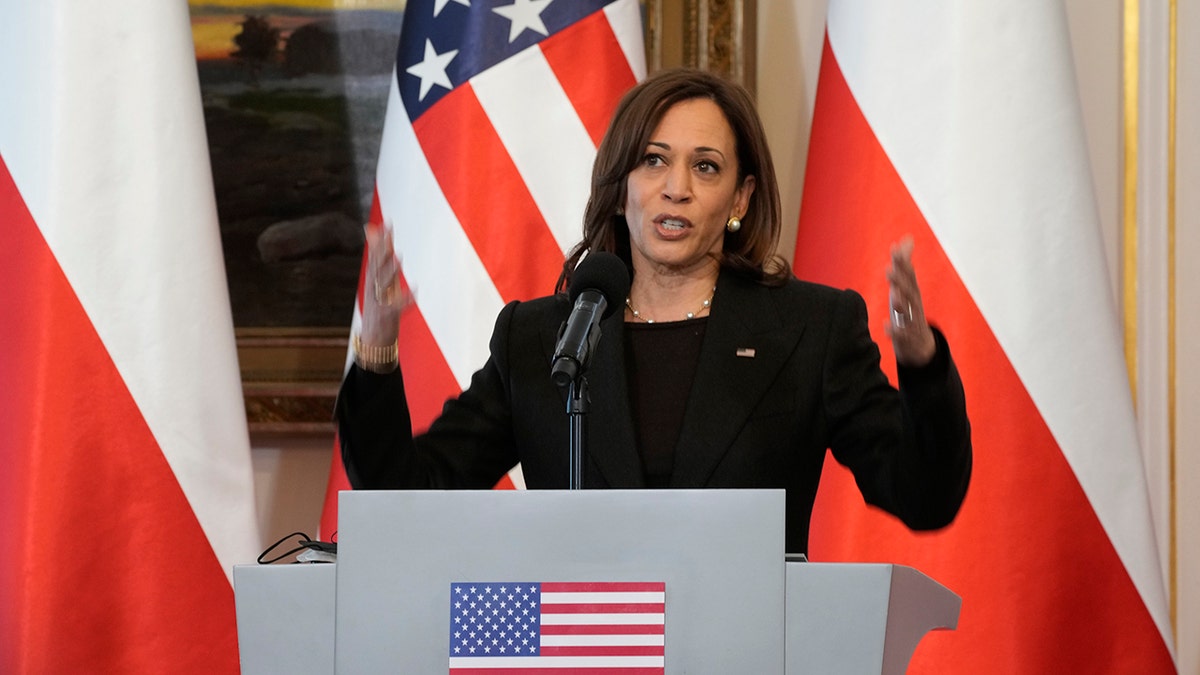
[736,347,756,358]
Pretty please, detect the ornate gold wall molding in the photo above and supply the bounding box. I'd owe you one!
[645,0,757,92]
[1123,0,1179,637]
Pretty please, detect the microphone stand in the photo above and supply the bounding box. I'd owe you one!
[550,252,628,490]
[553,305,603,491]
[566,376,588,490]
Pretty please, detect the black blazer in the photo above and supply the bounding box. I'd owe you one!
[337,271,972,553]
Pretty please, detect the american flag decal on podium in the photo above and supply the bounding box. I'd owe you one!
[448,582,666,673]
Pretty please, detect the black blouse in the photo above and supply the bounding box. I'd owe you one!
[623,318,708,487]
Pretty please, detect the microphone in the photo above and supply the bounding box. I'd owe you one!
[550,252,630,387]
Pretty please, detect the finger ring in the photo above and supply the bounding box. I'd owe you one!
[374,279,396,306]
[891,303,913,329]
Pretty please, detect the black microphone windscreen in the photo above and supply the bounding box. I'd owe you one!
[567,252,631,319]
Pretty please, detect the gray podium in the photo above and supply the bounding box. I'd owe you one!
[234,490,959,674]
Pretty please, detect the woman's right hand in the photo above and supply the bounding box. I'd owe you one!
[359,221,407,348]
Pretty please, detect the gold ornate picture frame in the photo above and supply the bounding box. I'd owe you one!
[645,0,756,91]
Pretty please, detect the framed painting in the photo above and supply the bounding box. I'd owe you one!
[189,0,755,433]
[190,0,403,432]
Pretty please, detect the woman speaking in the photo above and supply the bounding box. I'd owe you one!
[337,68,972,555]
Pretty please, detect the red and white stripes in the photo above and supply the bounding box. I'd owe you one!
[378,0,643,390]
[798,1,1175,671]
[321,0,644,533]
[0,1,260,672]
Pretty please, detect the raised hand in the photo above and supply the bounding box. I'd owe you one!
[359,221,408,350]
[885,236,936,367]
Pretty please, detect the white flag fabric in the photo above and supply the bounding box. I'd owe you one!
[796,1,1176,671]
[320,0,645,535]
[0,1,260,672]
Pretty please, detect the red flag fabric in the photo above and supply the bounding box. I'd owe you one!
[0,1,260,673]
[319,0,645,538]
[796,1,1176,672]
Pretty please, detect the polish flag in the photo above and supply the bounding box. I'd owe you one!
[0,1,260,672]
[796,1,1176,671]
[319,0,645,537]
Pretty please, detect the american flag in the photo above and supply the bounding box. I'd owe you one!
[319,0,645,534]
[448,581,666,673]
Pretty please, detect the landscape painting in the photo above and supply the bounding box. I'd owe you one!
[189,0,403,328]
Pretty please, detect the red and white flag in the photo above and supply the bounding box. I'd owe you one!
[319,0,645,537]
[797,1,1176,671]
[0,1,260,672]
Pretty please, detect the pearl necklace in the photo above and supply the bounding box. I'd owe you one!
[625,286,716,324]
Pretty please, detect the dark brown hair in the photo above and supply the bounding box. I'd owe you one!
[557,67,790,292]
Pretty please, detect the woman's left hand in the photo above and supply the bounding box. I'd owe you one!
[886,237,937,367]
